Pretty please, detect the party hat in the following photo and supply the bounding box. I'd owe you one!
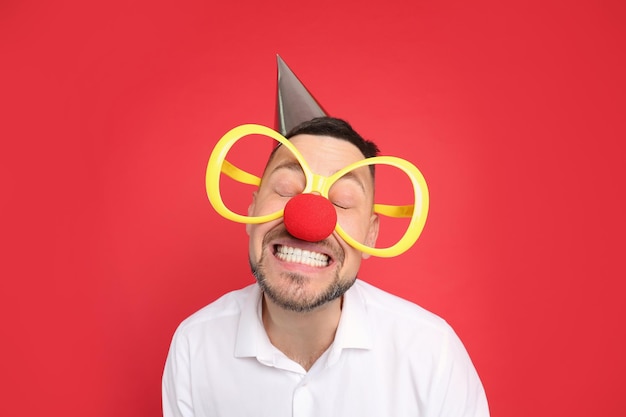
[275,55,328,136]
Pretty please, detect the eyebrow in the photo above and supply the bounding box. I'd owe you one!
[269,160,305,176]
[334,170,367,195]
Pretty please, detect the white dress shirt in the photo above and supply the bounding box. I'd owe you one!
[162,280,489,417]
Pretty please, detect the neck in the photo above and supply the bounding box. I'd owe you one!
[262,295,342,371]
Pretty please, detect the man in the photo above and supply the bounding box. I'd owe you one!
[162,58,489,417]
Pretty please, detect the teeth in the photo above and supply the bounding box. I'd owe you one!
[275,245,329,267]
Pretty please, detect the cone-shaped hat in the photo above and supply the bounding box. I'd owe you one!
[275,55,328,136]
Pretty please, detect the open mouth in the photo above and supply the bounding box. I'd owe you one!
[274,244,330,267]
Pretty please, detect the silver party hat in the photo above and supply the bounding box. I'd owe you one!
[275,55,328,136]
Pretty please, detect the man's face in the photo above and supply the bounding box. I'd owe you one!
[247,134,379,312]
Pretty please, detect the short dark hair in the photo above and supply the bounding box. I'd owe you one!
[263,117,380,182]
[285,117,380,159]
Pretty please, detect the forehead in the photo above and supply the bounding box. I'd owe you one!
[268,134,368,175]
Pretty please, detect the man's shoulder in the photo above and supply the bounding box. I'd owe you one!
[353,279,451,332]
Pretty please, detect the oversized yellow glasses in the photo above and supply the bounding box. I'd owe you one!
[205,124,429,257]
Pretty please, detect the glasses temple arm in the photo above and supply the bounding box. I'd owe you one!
[221,160,262,186]
[374,204,414,218]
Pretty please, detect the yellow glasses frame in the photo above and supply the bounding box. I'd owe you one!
[206,124,429,257]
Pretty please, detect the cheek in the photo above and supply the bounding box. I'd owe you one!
[250,194,290,217]
[248,222,268,243]
[336,211,371,243]
[248,218,283,249]
[247,223,268,261]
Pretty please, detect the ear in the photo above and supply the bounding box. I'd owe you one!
[245,191,258,236]
[361,213,379,260]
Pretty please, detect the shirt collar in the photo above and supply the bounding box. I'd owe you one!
[234,284,265,358]
[234,280,374,363]
[327,280,373,366]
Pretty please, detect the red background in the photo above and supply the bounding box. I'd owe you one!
[2,0,625,416]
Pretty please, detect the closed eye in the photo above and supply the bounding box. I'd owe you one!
[267,165,306,197]
[275,182,303,197]
[278,190,298,197]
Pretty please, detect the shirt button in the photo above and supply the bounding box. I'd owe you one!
[293,385,314,417]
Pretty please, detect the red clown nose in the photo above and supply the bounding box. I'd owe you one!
[283,194,337,242]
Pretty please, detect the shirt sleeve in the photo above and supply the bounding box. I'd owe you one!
[428,327,490,417]
[162,328,194,417]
